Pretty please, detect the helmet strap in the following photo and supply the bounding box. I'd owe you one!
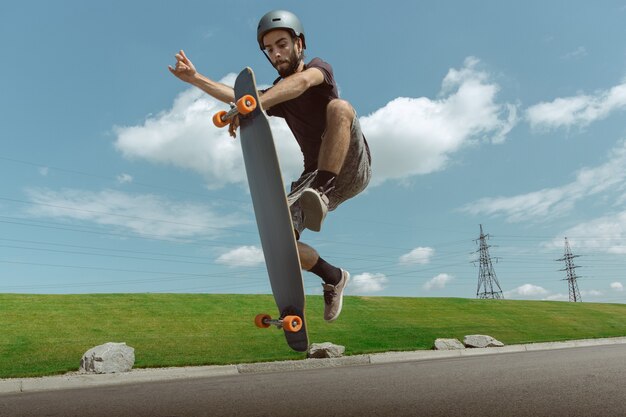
[261,50,274,66]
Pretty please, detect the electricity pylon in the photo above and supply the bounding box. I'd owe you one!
[474,224,504,299]
[556,237,582,302]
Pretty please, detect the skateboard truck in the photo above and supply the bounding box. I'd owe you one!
[212,95,257,128]
[255,313,303,333]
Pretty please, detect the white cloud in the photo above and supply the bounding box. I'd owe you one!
[505,284,549,298]
[24,188,244,239]
[362,57,518,185]
[505,285,603,301]
[560,46,588,60]
[610,282,624,291]
[543,290,602,302]
[118,59,517,190]
[349,272,388,293]
[582,290,603,298]
[113,75,303,190]
[216,246,264,267]
[117,173,133,184]
[550,211,626,254]
[423,273,453,291]
[399,247,434,265]
[39,167,49,176]
[544,293,569,302]
[526,79,626,130]
[462,140,626,222]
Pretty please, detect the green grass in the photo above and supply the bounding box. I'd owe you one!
[1,294,626,378]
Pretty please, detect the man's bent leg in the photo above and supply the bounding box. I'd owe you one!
[299,99,355,232]
[317,99,355,175]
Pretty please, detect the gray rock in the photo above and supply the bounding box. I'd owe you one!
[80,342,135,374]
[434,338,466,350]
[307,342,345,359]
[463,335,505,348]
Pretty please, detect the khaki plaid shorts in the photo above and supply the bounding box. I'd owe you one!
[288,113,371,237]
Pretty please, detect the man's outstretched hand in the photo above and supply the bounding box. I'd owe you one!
[168,50,197,84]
[169,49,240,138]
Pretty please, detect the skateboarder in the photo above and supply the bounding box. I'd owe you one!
[169,10,371,322]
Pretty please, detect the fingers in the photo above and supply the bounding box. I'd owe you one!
[176,50,192,67]
[180,49,189,63]
[173,54,186,66]
[169,51,191,77]
[173,62,189,72]
[171,50,188,67]
[169,50,196,79]
[228,116,240,138]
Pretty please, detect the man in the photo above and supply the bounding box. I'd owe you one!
[169,10,371,322]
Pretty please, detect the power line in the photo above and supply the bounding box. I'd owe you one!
[2,153,625,297]
[0,155,247,204]
[0,196,256,236]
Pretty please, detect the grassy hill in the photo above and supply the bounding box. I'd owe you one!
[1,293,626,378]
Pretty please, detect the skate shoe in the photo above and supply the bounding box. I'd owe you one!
[323,269,350,322]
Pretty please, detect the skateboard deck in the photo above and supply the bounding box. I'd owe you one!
[225,67,308,352]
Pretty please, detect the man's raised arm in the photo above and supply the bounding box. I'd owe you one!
[260,67,324,111]
[169,50,235,104]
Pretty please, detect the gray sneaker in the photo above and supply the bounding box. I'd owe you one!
[323,269,350,322]
[299,187,330,232]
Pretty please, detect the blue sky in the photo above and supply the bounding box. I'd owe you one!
[2,0,626,303]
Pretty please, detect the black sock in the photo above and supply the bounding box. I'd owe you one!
[309,257,342,286]
[312,170,337,190]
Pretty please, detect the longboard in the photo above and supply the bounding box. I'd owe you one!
[214,67,309,352]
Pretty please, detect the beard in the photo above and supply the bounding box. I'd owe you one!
[274,48,303,78]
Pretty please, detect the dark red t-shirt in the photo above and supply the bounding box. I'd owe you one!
[264,58,339,173]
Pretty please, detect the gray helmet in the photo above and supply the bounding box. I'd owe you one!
[257,10,306,50]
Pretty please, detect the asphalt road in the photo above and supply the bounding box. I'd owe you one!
[2,344,625,417]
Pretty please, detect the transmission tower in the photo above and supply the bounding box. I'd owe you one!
[474,224,504,299]
[556,237,582,302]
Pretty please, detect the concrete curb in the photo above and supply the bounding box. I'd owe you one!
[2,336,625,395]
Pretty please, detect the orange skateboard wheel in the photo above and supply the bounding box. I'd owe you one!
[282,315,303,333]
[212,110,229,128]
[255,313,271,329]
[236,95,257,115]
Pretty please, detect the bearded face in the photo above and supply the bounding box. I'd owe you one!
[262,30,304,78]
[274,44,303,77]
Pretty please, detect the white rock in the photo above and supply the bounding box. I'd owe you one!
[307,342,345,359]
[434,338,466,350]
[463,335,505,348]
[80,342,135,374]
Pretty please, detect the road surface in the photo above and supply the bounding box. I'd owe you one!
[1,344,625,416]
